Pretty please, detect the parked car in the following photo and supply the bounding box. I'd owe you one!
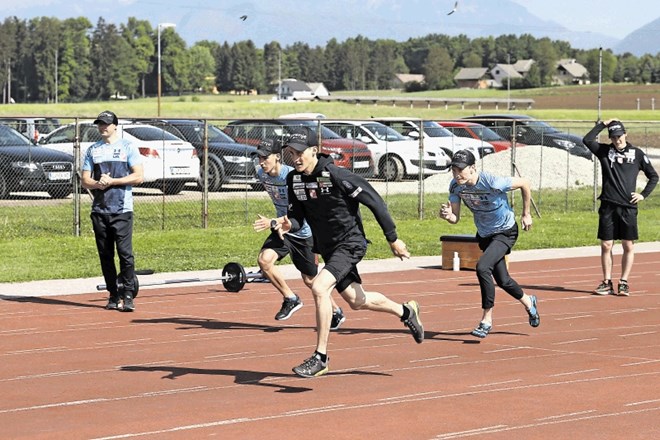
[321,120,451,181]
[438,120,522,152]
[0,117,61,143]
[39,121,200,195]
[373,118,494,159]
[0,124,73,199]
[223,119,375,177]
[461,114,591,158]
[137,119,259,192]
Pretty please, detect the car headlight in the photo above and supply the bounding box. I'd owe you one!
[223,155,252,163]
[11,161,39,171]
[554,139,576,150]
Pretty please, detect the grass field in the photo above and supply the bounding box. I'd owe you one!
[0,84,658,283]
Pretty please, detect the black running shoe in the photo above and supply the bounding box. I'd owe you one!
[330,307,346,330]
[105,297,120,310]
[293,353,328,378]
[121,294,135,312]
[275,296,303,320]
[401,301,424,343]
[594,280,614,296]
[527,295,540,327]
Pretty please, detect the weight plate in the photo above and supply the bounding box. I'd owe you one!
[222,262,247,292]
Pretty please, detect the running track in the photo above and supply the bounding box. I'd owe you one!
[1,252,658,439]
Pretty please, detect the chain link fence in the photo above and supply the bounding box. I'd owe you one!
[1,117,658,241]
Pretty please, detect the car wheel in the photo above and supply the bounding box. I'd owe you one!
[162,181,185,195]
[198,154,225,192]
[0,173,8,199]
[47,187,72,199]
[380,155,405,181]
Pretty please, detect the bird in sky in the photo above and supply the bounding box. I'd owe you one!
[240,15,248,21]
[447,1,458,15]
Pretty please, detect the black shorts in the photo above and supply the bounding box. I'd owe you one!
[261,232,318,277]
[321,239,366,293]
[598,201,638,241]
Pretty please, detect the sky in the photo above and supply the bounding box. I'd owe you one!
[509,0,657,39]
[0,0,657,43]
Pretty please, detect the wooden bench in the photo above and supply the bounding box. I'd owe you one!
[440,234,509,270]
[440,234,481,270]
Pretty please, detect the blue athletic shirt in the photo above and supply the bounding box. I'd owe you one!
[448,171,515,237]
[258,164,312,239]
[82,138,142,214]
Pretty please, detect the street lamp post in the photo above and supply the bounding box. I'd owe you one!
[157,22,176,117]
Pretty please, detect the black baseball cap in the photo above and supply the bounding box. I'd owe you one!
[93,110,119,125]
[255,138,282,157]
[607,121,626,137]
[451,149,476,170]
[284,130,318,152]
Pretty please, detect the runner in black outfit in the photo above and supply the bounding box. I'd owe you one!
[277,130,424,378]
[583,119,658,296]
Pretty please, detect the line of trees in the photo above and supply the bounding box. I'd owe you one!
[1,16,659,103]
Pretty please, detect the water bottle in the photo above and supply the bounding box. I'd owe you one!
[453,252,460,271]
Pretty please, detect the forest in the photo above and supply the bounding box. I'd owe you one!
[1,15,659,103]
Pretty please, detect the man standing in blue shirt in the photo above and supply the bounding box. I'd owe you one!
[81,111,144,311]
[252,138,345,329]
[439,150,539,338]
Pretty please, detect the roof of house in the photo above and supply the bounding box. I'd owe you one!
[513,59,535,73]
[490,64,523,79]
[557,60,588,77]
[281,79,312,92]
[394,73,425,83]
[454,67,489,80]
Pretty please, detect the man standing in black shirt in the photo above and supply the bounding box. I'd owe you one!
[278,130,424,378]
[583,119,658,296]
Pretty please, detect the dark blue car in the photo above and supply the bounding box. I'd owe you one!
[0,124,73,199]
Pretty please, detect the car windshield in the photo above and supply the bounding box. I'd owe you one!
[208,124,236,143]
[364,123,406,141]
[0,125,33,146]
[527,120,560,133]
[280,120,342,140]
[123,126,180,141]
[470,125,504,141]
[421,121,454,137]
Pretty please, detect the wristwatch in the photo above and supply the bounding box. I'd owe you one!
[270,219,278,229]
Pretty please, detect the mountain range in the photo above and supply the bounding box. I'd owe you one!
[9,0,660,55]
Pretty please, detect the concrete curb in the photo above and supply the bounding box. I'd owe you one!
[1,242,658,297]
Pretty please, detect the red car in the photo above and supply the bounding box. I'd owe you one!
[223,119,374,177]
[438,121,524,152]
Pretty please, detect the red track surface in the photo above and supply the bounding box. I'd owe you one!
[1,253,659,439]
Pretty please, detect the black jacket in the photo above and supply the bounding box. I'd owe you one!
[583,123,658,207]
[286,154,398,255]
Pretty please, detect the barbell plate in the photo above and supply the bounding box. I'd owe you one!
[222,262,246,292]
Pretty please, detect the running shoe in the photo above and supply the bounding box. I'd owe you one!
[293,353,328,378]
[594,280,614,296]
[275,296,303,321]
[121,294,135,312]
[105,297,120,310]
[617,282,630,297]
[471,321,492,338]
[401,301,424,343]
[330,307,346,330]
[527,295,540,327]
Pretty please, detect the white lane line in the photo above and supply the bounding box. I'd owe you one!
[8,346,67,354]
[483,346,531,353]
[554,315,593,321]
[1,370,82,382]
[0,328,39,334]
[552,338,599,345]
[410,355,459,363]
[95,338,152,346]
[625,398,660,406]
[618,331,656,337]
[433,425,508,439]
[621,359,660,367]
[536,410,597,421]
[469,379,522,388]
[610,308,648,315]
[205,352,256,360]
[379,391,445,401]
[550,369,599,377]
[282,404,346,415]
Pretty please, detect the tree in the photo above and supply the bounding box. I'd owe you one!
[188,44,215,92]
[423,45,454,90]
[122,18,154,98]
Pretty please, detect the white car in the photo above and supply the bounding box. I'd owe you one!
[374,118,495,159]
[321,120,451,181]
[39,121,200,194]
